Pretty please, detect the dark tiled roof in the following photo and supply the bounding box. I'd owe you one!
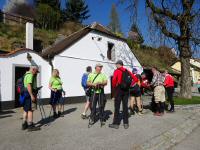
[41,22,127,59]
[0,49,9,54]
[0,48,37,57]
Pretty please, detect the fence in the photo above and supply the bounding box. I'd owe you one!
[0,10,33,25]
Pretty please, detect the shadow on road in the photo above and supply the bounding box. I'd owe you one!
[0,115,13,119]
[89,109,113,126]
[0,110,16,115]
[143,104,151,110]
[35,107,77,127]
[36,116,56,127]
[0,110,16,119]
[104,110,113,121]
[62,107,77,115]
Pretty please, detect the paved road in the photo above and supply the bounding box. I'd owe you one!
[0,98,200,150]
[172,126,200,150]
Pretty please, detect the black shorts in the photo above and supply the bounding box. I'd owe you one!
[130,84,141,97]
[58,96,65,105]
[23,93,32,112]
[50,90,62,105]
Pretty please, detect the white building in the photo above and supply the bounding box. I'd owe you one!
[171,58,200,84]
[0,23,143,110]
[42,23,143,101]
[0,49,51,109]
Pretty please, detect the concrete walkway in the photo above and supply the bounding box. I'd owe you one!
[0,99,200,150]
[172,126,200,150]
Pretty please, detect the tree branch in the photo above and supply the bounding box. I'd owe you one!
[146,0,179,21]
[152,13,179,40]
[183,0,195,9]
[191,37,200,45]
[161,0,167,10]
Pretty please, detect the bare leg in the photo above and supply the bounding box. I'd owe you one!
[59,104,64,113]
[53,105,56,112]
[58,104,64,117]
[27,111,33,125]
[130,96,136,111]
[136,97,142,112]
[21,111,28,130]
[83,101,90,115]
[58,104,61,112]
[23,111,27,123]
[61,104,64,113]
[52,105,58,118]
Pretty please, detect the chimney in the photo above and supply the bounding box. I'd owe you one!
[26,22,33,50]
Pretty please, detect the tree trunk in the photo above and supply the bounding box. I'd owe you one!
[180,56,192,99]
[179,41,192,99]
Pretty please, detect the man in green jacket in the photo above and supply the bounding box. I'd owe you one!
[22,66,40,131]
[87,63,108,125]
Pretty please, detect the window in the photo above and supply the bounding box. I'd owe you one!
[107,42,115,61]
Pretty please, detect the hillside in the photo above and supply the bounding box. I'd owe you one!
[0,22,84,52]
[131,45,178,72]
[0,22,177,71]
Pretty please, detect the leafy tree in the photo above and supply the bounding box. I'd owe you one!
[35,0,61,10]
[108,3,122,34]
[63,0,90,23]
[122,0,200,99]
[34,0,62,30]
[35,3,61,30]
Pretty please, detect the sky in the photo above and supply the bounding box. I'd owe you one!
[2,0,200,56]
[85,0,148,37]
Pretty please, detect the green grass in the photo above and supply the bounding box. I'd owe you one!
[174,96,200,105]
[0,21,83,51]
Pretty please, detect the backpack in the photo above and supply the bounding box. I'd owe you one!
[16,73,30,105]
[81,73,88,89]
[119,69,132,91]
[16,75,26,94]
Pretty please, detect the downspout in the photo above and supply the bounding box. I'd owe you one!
[48,54,54,72]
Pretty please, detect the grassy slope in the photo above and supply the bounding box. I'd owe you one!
[131,44,178,72]
[0,22,83,51]
[0,23,25,51]
[0,22,176,72]
[174,96,200,105]
[133,48,167,69]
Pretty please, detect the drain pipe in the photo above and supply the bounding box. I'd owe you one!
[48,54,54,72]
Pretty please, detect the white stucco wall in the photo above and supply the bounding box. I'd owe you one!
[53,31,143,97]
[0,51,51,102]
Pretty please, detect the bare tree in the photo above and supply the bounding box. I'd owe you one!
[121,0,200,99]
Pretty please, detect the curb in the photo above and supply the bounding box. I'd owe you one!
[133,108,200,150]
